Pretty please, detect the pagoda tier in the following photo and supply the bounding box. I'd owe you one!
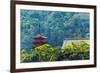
[33,42,47,46]
[33,34,47,47]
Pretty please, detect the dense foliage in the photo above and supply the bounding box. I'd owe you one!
[62,41,89,60]
[21,50,31,62]
[21,41,89,62]
[31,44,61,62]
[21,10,89,50]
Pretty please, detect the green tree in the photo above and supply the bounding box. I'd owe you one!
[63,41,89,60]
[21,49,32,62]
[31,44,61,62]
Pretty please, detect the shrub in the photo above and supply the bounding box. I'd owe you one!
[31,44,61,62]
[21,41,90,62]
[63,41,89,60]
[21,49,32,62]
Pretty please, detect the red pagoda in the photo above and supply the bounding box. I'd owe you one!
[33,34,47,47]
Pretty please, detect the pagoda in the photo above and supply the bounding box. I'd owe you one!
[33,34,47,47]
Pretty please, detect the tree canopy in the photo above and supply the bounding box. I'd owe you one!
[21,9,90,50]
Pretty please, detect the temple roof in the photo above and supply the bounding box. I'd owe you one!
[33,34,47,39]
[64,37,89,40]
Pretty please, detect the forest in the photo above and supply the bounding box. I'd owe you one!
[20,9,90,62]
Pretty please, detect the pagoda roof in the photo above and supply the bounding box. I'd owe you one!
[33,34,47,39]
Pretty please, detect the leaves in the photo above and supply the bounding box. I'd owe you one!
[21,50,32,62]
[21,41,89,62]
[32,44,59,61]
[21,10,90,50]
[63,41,89,60]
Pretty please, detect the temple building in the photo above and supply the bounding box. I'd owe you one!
[33,34,47,47]
[62,38,89,49]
